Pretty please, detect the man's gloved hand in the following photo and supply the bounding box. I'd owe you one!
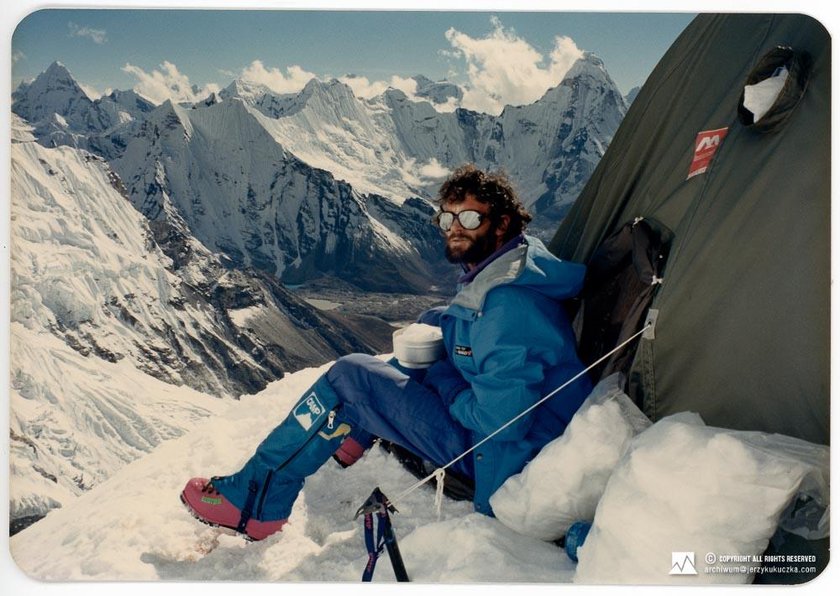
[423,358,470,405]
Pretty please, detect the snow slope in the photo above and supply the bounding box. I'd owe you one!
[10,116,230,523]
[9,363,576,583]
[9,323,229,531]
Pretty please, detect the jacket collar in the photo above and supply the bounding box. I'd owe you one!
[457,234,526,285]
[450,237,530,312]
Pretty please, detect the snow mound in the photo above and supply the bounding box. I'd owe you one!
[401,513,576,582]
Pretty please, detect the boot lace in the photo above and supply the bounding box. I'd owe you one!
[202,478,222,495]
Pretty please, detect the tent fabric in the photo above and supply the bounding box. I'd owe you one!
[549,14,830,446]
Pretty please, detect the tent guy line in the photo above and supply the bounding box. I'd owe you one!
[385,322,653,514]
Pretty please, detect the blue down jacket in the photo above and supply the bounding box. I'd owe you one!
[426,235,591,514]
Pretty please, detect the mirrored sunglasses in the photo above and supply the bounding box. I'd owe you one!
[435,209,487,231]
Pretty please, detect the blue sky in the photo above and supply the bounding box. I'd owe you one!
[11,8,694,112]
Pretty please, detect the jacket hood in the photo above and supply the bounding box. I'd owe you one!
[450,235,586,312]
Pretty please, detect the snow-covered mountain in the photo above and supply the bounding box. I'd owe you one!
[236,52,625,229]
[110,96,446,293]
[9,115,390,531]
[13,58,624,291]
[11,61,155,159]
[11,61,96,131]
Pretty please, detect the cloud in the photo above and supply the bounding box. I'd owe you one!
[401,157,452,189]
[68,22,108,45]
[237,61,423,105]
[13,50,25,64]
[338,74,418,100]
[78,82,105,100]
[444,16,583,115]
[121,61,219,104]
[417,158,451,179]
[239,60,319,94]
[431,97,461,113]
[113,18,581,115]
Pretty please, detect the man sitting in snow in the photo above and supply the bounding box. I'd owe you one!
[181,164,592,540]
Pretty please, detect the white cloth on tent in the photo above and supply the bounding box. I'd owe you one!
[743,66,789,122]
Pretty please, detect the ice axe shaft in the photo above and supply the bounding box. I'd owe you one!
[356,487,409,582]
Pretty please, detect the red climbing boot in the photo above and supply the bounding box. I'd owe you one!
[180,477,286,541]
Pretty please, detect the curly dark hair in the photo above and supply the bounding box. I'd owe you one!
[436,164,532,241]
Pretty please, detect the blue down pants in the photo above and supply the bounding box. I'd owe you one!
[212,354,474,522]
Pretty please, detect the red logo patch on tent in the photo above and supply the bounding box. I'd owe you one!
[687,127,729,179]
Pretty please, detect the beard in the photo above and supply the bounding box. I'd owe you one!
[444,228,499,266]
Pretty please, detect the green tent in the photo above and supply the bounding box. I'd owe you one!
[550,13,830,447]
